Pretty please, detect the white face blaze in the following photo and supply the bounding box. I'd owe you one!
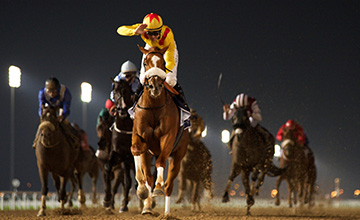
[151,55,161,68]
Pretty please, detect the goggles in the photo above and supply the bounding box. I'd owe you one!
[146,31,161,36]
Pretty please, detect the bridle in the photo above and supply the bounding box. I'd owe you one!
[143,51,172,73]
[137,75,168,110]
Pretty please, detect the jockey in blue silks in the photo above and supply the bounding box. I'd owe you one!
[38,77,72,121]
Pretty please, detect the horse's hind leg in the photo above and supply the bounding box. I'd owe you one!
[175,166,186,204]
[90,168,99,204]
[191,181,200,211]
[163,150,186,215]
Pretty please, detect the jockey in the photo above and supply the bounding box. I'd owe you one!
[38,77,71,121]
[106,60,142,114]
[33,77,78,149]
[276,119,313,158]
[223,93,273,154]
[189,109,205,143]
[117,12,190,128]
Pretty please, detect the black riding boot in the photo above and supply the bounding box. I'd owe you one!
[173,83,190,111]
[173,83,191,129]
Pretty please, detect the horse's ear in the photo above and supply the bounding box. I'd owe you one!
[110,77,115,83]
[137,44,149,55]
[159,46,169,55]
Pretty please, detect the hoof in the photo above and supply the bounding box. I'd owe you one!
[222,194,230,203]
[152,188,165,197]
[119,206,129,213]
[275,199,280,206]
[137,185,149,200]
[37,209,46,217]
[103,200,112,208]
[175,197,184,204]
[247,195,255,207]
[141,207,153,215]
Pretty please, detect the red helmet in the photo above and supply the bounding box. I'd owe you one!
[285,120,296,130]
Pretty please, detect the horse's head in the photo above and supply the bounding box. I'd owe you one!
[41,105,59,126]
[232,107,250,130]
[96,115,113,160]
[138,45,168,98]
[112,79,134,118]
[138,45,168,72]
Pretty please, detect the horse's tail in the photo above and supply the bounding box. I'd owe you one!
[267,163,287,177]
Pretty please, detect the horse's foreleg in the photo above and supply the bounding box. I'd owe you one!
[59,176,68,209]
[286,179,293,208]
[76,172,86,207]
[37,167,48,217]
[120,163,132,213]
[153,148,173,197]
[67,175,77,207]
[222,163,241,203]
[91,172,98,204]
[241,169,254,215]
[275,176,283,206]
[103,167,113,209]
[134,155,149,200]
[111,168,123,210]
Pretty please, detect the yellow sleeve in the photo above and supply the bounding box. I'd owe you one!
[117,24,141,36]
[163,30,176,73]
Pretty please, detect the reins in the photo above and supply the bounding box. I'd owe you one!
[110,122,132,135]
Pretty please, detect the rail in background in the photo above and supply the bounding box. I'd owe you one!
[0,191,106,210]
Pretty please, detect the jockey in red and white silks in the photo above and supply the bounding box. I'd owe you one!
[223,93,262,128]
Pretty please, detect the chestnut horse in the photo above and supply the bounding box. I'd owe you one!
[222,107,284,215]
[131,46,189,215]
[175,137,213,211]
[274,128,316,207]
[34,105,80,216]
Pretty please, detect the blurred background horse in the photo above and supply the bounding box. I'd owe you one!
[222,106,284,215]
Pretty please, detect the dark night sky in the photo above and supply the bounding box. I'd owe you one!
[1,1,359,199]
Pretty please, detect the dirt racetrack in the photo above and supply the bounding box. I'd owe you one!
[1,198,360,220]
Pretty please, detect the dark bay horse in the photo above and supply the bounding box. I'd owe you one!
[34,105,80,216]
[100,79,136,213]
[175,136,213,211]
[222,107,283,215]
[131,45,189,215]
[274,128,316,207]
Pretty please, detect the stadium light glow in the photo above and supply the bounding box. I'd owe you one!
[221,129,230,143]
[8,65,21,88]
[81,82,92,103]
